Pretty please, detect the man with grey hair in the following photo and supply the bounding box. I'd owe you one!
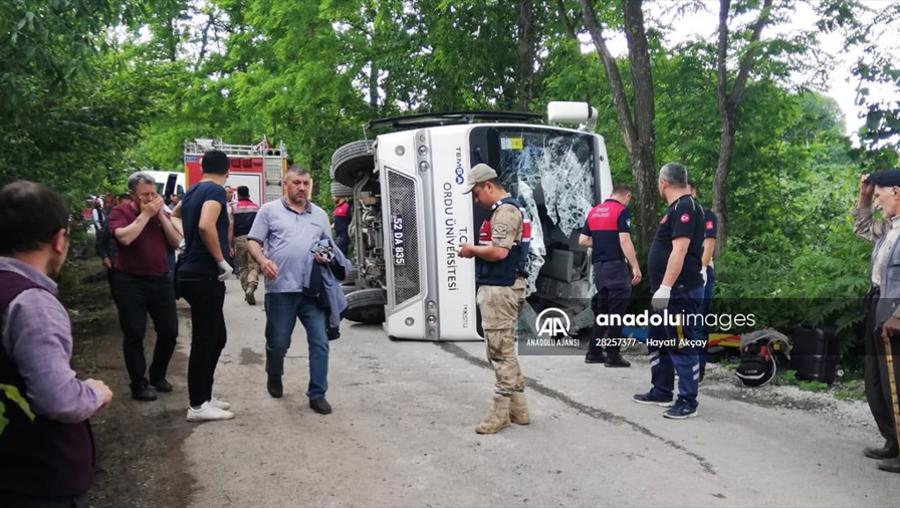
[853,170,900,473]
[248,166,336,414]
[109,171,182,401]
[633,162,706,419]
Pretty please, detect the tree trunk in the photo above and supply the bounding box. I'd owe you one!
[711,0,773,256]
[623,0,657,249]
[369,63,379,111]
[579,0,656,248]
[516,0,537,110]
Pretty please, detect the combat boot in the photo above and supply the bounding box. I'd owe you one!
[509,392,530,425]
[475,396,511,434]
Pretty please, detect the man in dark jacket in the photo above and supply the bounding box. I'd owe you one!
[0,181,113,507]
[853,170,900,473]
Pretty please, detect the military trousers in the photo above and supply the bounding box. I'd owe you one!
[234,235,259,293]
[477,282,526,397]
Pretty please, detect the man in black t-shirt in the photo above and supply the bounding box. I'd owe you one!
[633,162,706,420]
[174,150,235,423]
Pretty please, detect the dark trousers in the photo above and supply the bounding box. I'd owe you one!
[178,275,227,407]
[864,286,900,450]
[113,272,178,389]
[587,260,631,356]
[0,491,88,508]
[648,285,704,406]
[106,267,118,303]
[335,233,350,256]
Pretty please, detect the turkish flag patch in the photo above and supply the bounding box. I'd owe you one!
[706,220,714,230]
[680,213,691,223]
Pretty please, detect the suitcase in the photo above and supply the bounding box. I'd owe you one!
[789,326,838,385]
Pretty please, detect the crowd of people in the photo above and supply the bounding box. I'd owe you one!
[3,157,900,505]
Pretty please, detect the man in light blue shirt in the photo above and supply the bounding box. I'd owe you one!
[248,166,335,414]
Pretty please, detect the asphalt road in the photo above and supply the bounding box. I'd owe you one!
[169,279,900,507]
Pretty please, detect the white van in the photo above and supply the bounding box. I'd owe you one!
[331,102,613,342]
[144,170,186,199]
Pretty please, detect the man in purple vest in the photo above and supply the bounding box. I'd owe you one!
[0,181,113,507]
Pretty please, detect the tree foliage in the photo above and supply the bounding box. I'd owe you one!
[2,0,897,365]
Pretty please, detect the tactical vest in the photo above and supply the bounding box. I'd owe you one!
[476,196,532,286]
[0,271,95,497]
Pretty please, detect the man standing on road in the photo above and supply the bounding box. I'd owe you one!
[579,184,641,367]
[633,162,706,419]
[458,163,531,435]
[97,198,119,302]
[109,172,182,402]
[233,186,260,305]
[852,170,900,473]
[175,150,235,422]
[248,166,335,415]
[690,184,717,382]
[0,181,113,507]
[332,196,352,256]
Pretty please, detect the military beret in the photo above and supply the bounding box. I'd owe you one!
[867,169,900,188]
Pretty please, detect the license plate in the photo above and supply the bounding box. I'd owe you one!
[392,214,406,266]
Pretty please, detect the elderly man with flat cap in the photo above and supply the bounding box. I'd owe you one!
[853,169,900,473]
[458,163,532,434]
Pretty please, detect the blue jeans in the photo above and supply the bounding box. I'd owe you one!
[648,284,705,406]
[264,292,329,400]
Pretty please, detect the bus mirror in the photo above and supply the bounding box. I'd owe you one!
[547,101,598,131]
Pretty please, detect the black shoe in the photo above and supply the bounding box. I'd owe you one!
[878,457,900,473]
[604,352,631,368]
[310,398,332,415]
[150,378,173,393]
[864,446,899,460]
[131,382,157,402]
[267,376,283,398]
[585,352,607,364]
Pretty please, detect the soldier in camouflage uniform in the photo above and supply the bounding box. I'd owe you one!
[459,163,531,434]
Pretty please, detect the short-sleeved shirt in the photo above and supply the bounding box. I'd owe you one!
[248,198,331,293]
[647,194,705,291]
[178,181,229,275]
[581,198,631,263]
[108,203,169,276]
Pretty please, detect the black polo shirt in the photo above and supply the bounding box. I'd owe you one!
[581,198,631,263]
[647,194,705,291]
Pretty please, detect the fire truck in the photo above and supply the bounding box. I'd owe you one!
[183,138,288,202]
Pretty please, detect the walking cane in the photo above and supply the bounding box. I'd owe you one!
[883,330,900,455]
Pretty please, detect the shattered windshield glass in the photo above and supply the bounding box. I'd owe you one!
[469,127,596,295]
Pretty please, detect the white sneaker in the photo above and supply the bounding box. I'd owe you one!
[186,401,235,422]
[209,397,231,410]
